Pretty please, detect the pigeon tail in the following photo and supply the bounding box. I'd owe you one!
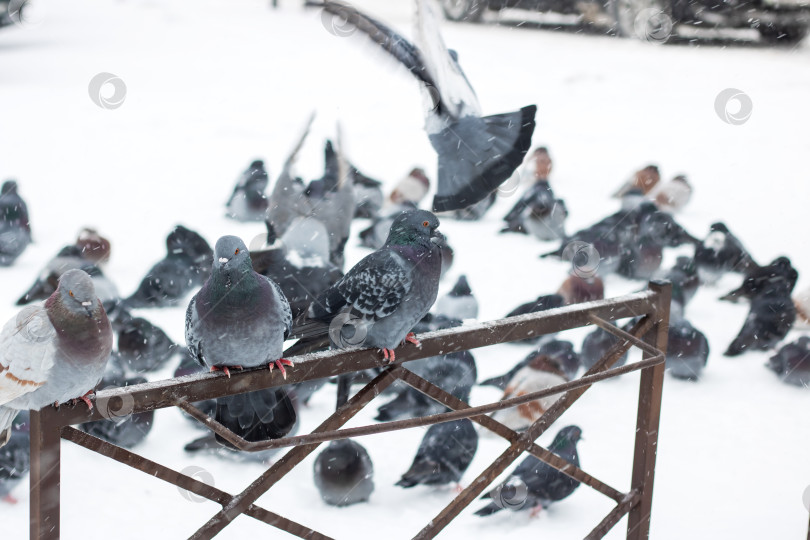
[432,105,537,212]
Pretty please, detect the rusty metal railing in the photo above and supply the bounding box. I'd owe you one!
[28,280,671,540]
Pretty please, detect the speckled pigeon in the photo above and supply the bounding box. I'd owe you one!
[0,269,113,446]
[309,0,536,212]
[476,425,582,516]
[0,411,29,504]
[767,336,810,387]
[313,439,374,507]
[0,180,32,266]
[124,225,213,308]
[226,159,270,222]
[291,209,442,363]
[396,418,478,489]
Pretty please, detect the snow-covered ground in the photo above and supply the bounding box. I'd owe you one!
[2,1,810,538]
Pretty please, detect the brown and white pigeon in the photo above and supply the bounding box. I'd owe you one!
[0,269,112,446]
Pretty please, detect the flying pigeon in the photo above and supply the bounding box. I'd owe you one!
[124,225,213,308]
[476,425,582,516]
[0,269,113,446]
[720,256,797,304]
[313,439,374,507]
[113,309,177,374]
[79,374,154,448]
[309,0,537,212]
[767,336,810,387]
[0,411,29,504]
[666,318,710,380]
[291,209,442,363]
[396,418,478,489]
[225,159,270,222]
[185,235,293,378]
[435,275,478,320]
[725,279,795,357]
[0,180,32,267]
[693,222,758,285]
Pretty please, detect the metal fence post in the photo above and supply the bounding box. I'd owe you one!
[627,280,671,540]
[29,408,62,540]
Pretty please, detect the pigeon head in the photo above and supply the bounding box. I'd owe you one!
[1,180,18,194]
[214,236,251,271]
[709,222,729,234]
[527,354,565,377]
[554,425,583,446]
[385,210,440,247]
[449,275,472,297]
[250,159,265,170]
[57,269,98,317]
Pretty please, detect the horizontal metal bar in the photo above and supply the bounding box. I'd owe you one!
[61,427,332,540]
[175,354,663,453]
[584,491,641,540]
[41,290,658,426]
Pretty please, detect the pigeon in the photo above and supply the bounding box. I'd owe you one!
[725,279,795,357]
[292,209,442,363]
[358,202,418,251]
[666,318,709,380]
[173,351,217,429]
[489,354,568,433]
[0,269,113,446]
[396,419,478,488]
[476,425,582,516]
[651,174,692,213]
[435,275,478,320]
[226,159,270,222]
[795,286,810,329]
[351,166,384,219]
[389,167,431,207]
[504,294,565,345]
[767,336,810,387]
[75,227,111,266]
[79,375,154,448]
[113,309,177,374]
[580,324,629,372]
[661,256,700,312]
[16,245,88,305]
[310,0,536,212]
[185,235,293,377]
[250,220,343,319]
[502,149,566,239]
[720,256,798,304]
[557,274,604,306]
[612,164,660,198]
[79,263,120,314]
[0,180,32,266]
[480,340,579,389]
[375,350,476,421]
[694,222,758,285]
[124,225,213,308]
[0,411,29,504]
[313,439,374,507]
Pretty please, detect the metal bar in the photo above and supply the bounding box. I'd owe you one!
[415,313,657,539]
[29,408,61,540]
[174,353,663,454]
[189,366,400,540]
[627,281,671,540]
[60,428,332,540]
[587,314,662,358]
[585,491,641,540]
[42,290,658,426]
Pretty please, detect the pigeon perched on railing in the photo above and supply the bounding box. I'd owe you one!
[314,439,374,507]
[476,425,582,516]
[308,0,536,212]
[396,419,478,489]
[0,180,32,266]
[0,269,113,447]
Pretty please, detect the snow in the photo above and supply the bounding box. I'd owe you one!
[2,0,810,538]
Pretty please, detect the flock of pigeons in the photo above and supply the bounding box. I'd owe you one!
[1,0,809,524]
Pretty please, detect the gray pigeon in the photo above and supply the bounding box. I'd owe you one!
[313,439,374,507]
[293,209,442,363]
[225,159,270,222]
[0,180,32,266]
[580,324,629,372]
[435,275,478,320]
[396,419,478,488]
[0,411,29,504]
[185,235,293,377]
[309,0,536,212]
[113,309,177,374]
[17,245,88,305]
[0,269,113,446]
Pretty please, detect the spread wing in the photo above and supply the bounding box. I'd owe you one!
[268,111,316,233]
[0,306,57,405]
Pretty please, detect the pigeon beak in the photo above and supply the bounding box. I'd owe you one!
[218,257,229,265]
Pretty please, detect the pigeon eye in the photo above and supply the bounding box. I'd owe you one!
[234,248,240,255]
[422,221,429,227]
[69,290,74,297]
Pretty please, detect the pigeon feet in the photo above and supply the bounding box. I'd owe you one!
[404,332,421,347]
[2,494,18,505]
[380,348,396,363]
[79,390,95,411]
[269,358,294,379]
[210,365,243,378]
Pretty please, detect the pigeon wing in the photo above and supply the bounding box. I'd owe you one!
[0,306,57,405]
